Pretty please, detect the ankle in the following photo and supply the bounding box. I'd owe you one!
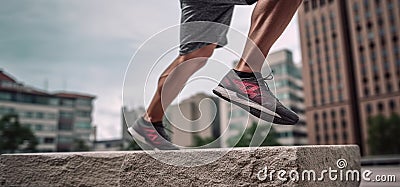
[233,69,257,79]
[143,114,162,124]
[233,67,253,73]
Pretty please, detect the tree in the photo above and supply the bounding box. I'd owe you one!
[124,140,142,150]
[0,114,38,153]
[228,122,280,147]
[368,113,400,155]
[192,135,218,148]
[73,139,90,152]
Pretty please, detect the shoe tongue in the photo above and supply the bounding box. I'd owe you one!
[152,121,164,127]
[253,72,263,79]
[140,117,163,127]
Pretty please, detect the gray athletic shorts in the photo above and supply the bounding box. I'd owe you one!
[179,0,257,55]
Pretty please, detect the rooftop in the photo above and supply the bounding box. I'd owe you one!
[0,69,95,100]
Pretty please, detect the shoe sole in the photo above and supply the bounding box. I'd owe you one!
[212,86,281,120]
[128,126,179,150]
[127,126,161,151]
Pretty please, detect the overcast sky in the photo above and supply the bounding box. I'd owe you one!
[0,0,302,140]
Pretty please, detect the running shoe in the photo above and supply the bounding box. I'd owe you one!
[128,117,179,150]
[213,70,299,125]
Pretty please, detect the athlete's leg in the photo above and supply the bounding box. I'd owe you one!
[145,44,217,122]
[236,0,302,72]
[213,0,302,125]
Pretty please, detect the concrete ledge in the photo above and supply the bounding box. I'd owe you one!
[1,145,360,186]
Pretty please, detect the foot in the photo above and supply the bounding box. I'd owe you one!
[213,69,299,125]
[128,117,179,150]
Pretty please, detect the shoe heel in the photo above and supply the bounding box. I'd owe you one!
[127,127,153,149]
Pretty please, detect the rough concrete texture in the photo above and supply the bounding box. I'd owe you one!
[1,145,361,187]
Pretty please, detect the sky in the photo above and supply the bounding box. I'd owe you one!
[0,0,302,140]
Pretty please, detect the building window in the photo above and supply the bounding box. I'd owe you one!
[387,83,392,92]
[363,0,369,9]
[44,137,55,144]
[75,122,92,130]
[36,112,44,119]
[357,27,364,37]
[320,0,326,6]
[366,104,372,113]
[343,131,348,141]
[353,2,359,12]
[368,32,374,40]
[365,11,371,19]
[377,102,384,112]
[333,133,338,143]
[389,100,396,110]
[0,92,12,101]
[340,108,345,117]
[60,111,74,118]
[374,74,379,81]
[314,113,319,120]
[325,133,330,142]
[388,1,394,10]
[304,1,310,12]
[322,111,327,119]
[34,124,43,131]
[331,110,336,118]
[362,77,368,83]
[58,136,73,144]
[342,120,347,128]
[385,72,391,79]
[76,99,92,106]
[60,99,74,107]
[369,42,375,49]
[375,85,380,94]
[364,87,369,96]
[76,110,91,118]
[312,0,318,9]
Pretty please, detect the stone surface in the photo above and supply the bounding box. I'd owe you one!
[0,145,361,186]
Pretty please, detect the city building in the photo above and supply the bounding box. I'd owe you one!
[0,70,95,152]
[165,93,221,147]
[266,49,308,145]
[94,139,123,151]
[298,0,400,155]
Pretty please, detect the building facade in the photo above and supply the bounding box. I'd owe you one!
[298,0,400,155]
[165,93,221,148]
[266,49,308,145]
[94,139,123,151]
[0,70,95,152]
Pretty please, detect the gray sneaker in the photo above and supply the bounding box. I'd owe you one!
[128,117,179,150]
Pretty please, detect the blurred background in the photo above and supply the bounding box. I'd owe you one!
[0,0,399,185]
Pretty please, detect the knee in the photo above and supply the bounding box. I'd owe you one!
[179,45,216,68]
[180,44,216,60]
[178,55,208,72]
